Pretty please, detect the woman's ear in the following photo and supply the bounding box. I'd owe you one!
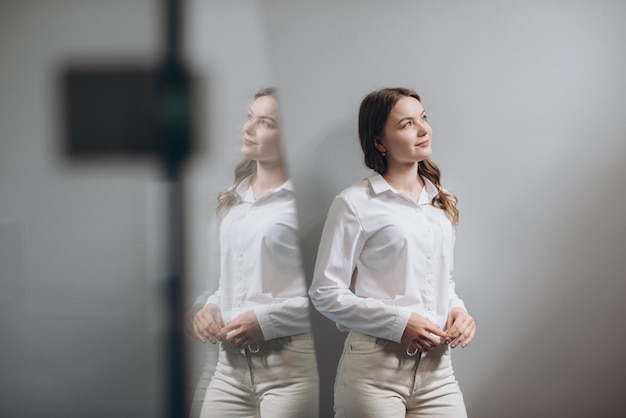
[374,137,386,154]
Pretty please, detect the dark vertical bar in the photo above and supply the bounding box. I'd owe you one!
[160,1,190,417]
[165,0,182,64]
[164,177,187,418]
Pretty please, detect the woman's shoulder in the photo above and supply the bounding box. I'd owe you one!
[336,176,371,201]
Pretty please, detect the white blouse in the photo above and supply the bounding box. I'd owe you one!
[205,177,311,340]
[309,173,466,343]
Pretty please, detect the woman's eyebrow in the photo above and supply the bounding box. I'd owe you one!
[258,115,277,123]
[396,116,413,124]
[396,110,426,124]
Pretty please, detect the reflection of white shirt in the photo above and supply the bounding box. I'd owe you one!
[309,173,466,343]
[205,176,311,340]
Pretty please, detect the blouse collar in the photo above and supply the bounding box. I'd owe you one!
[368,172,438,204]
[236,175,294,204]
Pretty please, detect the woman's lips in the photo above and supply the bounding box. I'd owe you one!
[416,139,430,147]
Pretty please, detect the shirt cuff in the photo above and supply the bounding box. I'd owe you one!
[449,299,466,313]
[204,294,219,307]
[390,307,413,343]
[254,304,275,340]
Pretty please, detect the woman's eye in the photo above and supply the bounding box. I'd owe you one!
[403,121,413,128]
[421,115,429,122]
[260,120,270,128]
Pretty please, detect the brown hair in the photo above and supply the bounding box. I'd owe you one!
[216,88,277,218]
[358,87,459,225]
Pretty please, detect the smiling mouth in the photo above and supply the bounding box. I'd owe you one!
[243,138,257,146]
[416,139,430,147]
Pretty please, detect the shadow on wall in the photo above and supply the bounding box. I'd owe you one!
[291,119,369,417]
[460,155,626,418]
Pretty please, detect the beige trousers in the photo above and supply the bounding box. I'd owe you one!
[334,332,467,418]
[199,333,319,418]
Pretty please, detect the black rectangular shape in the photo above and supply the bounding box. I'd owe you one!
[62,66,160,158]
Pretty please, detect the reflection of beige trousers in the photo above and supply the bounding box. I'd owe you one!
[335,332,467,418]
[199,333,319,418]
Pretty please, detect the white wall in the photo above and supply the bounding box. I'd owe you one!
[2,1,625,417]
[0,1,274,417]
[260,1,626,417]
[0,1,165,417]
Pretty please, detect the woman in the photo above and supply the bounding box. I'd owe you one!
[309,87,475,417]
[193,88,318,418]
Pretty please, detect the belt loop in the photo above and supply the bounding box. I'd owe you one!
[247,341,260,353]
[406,343,419,356]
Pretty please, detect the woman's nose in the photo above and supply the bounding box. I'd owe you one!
[243,120,256,135]
[417,120,431,136]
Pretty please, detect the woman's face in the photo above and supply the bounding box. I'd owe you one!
[241,95,281,162]
[376,96,432,168]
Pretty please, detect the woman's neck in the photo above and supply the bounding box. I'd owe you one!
[251,159,288,198]
[382,162,424,200]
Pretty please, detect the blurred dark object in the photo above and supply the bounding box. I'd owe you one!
[61,63,193,162]
[59,1,194,416]
[62,66,159,158]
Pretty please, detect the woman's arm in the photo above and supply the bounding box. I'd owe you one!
[219,296,311,347]
[253,296,311,340]
[309,195,413,342]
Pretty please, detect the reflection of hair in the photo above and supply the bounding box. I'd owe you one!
[358,88,459,226]
[216,88,277,218]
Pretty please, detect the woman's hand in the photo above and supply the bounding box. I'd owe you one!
[219,310,265,349]
[192,303,225,344]
[445,307,476,348]
[402,312,447,352]
[185,304,202,339]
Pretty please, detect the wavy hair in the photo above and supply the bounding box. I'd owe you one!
[216,87,277,218]
[358,87,459,226]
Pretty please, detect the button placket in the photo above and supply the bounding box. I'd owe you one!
[234,206,251,309]
[423,210,437,314]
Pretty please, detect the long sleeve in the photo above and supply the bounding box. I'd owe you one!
[205,289,221,307]
[254,295,311,340]
[195,217,221,308]
[309,196,412,343]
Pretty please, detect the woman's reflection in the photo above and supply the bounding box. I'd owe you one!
[192,88,318,418]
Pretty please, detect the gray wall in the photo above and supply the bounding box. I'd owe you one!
[0,1,163,417]
[0,1,273,417]
[2,1,625,417]
[261,1,626,417]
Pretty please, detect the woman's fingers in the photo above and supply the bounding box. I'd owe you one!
[193,321,215,343]
[192,305,224,344]
[460,326,476,348]
[455,319,476,348]
[449,316,475,348]
[427,325,447,339]
[222,327,252,348]
[219,311,263,348]
[192,315,208,342]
